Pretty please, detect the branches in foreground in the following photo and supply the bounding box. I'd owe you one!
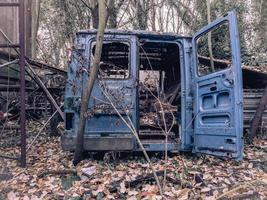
[99,84,163,196]
[73,0,107,165]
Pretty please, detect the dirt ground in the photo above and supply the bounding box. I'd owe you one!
[0,127,266,200]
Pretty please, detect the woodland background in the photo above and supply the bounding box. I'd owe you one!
[0,1,267,199]
[35,0,267,69]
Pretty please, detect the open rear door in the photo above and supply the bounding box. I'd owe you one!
[192,11,243,159]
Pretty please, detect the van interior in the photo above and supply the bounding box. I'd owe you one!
[96,40,181,141]
[138,41,181,140]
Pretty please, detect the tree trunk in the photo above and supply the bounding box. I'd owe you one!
[107,0,117,28]
[206,0,214,72]
[151,0,156,31]
[31,0,40,59]
[91,5,99,29]
[137,0,148,30]
[73,0,107,165]
[259,0,267,49]
[249,85,267,139]
[87,0,99,29]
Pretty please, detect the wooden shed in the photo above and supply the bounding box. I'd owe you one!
[0,0,39,57]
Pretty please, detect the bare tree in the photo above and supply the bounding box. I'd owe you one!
[84,0,99,29]
[168,0,195,31]
[106,0,124,28]
[132,0,150,30]
[73,0,107,165]
[150,0,156,31]
[206,0,214,72]
[31,0,41,58]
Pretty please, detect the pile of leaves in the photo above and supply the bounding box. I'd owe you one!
[0,129,267,199]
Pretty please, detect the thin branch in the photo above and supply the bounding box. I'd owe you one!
[99,83,163,196]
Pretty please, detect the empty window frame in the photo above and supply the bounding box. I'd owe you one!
[197,22,232,76]
[91,41,130,79]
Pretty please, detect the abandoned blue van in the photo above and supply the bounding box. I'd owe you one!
[62,11,243,160]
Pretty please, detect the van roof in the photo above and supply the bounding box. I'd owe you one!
[77,29,191,40]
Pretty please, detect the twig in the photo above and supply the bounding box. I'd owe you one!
[100,85,163,196]
[126,170,167,188]
[216,178,262,200]
[140,46,176,190]
[73,0,107,165]
[0,154,19,160]
[37,169,77,179]
[141,45,176,191]
[26,104,63,152]
[126,170,190,188]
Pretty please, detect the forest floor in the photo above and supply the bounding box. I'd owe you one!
[0,123,267,200]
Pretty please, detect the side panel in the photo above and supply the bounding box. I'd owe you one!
[180,38,194,151]
[192,11,243,159]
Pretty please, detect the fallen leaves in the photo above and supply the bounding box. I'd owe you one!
[201,187,211,193]
[0,130,267,199]
[120,182,126,194]
[7,191,19,200]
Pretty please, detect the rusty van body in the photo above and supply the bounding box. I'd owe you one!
[62,11,244,160]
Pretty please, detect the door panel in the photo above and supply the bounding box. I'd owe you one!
[84,35,138,134]
[192,11,243,159]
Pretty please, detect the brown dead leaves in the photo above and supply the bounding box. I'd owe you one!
[0,136,266,199]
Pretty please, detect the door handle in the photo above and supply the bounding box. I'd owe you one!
[223,78,234,87]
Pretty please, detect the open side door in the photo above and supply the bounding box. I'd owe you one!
[192,11,243,159]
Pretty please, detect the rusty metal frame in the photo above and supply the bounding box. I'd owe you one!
[19,0,26,167]
[0,0,26,167]
[0,44,20,48]
[0,2,20,7]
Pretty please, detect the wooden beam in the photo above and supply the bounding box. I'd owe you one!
[249,85,267,139]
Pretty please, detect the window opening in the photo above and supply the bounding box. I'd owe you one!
[91,41,130,79]
[197,22,232,76]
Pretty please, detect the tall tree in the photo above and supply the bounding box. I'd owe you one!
[206,0,214,72]
[258,0,267,50]
[37,0,91,68]
[250,0,267,66]
[73,0,107,165]
[132,0,150,30]
[106,0,124,28]
[31,0,41,58]
[87,0,99,28]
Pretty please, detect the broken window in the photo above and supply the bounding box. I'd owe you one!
[197,22,232,76]
[91,41,130,79]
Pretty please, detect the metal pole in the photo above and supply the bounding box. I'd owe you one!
[0,44,20,48]
[19,0,26,167]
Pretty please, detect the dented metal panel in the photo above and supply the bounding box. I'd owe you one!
[192,11,243,159]
[62,11,244,160]
[85,36,138,134]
